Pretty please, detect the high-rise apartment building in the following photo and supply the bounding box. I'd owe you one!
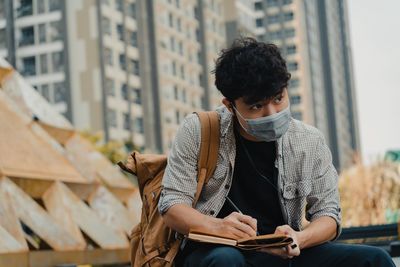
[253,0,360,170]
[0,0,146,149]
[138,0,226,152]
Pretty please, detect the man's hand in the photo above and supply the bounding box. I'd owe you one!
[258,224,301,259]
[215,212,258,239]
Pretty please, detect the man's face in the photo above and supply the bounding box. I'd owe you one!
[223,88,289,124]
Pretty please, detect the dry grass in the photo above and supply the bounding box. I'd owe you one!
[339,160,400,227]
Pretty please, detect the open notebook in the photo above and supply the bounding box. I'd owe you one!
[188,229,293,250]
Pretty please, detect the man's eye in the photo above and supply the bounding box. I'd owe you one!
[273,95,283,104]
[250,104,263,110]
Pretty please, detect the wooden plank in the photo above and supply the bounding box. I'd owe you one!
[43,182,129,249]
[0,225,27,253]
[0,249,129,267]
[0,177,84,251]
[29,248,129,267]
[36,121,75,146]
[126,189,142,226]
[64,134,134,188]
[0,97,87,183]
[8,177,54,199]
[42,182,87,248]
[0,251,28,267]
[0,183,28,252]
[88,186,136,235]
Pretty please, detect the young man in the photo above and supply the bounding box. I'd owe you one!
[158,38,395,267]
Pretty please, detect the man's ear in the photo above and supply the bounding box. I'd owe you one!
[222,98,234,113]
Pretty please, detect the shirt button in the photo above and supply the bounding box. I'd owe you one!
[224,184,230,189]
[210,210,215,215]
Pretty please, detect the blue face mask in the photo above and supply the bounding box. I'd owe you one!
[232,105,291,142]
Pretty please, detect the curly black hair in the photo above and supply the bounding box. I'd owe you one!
[213,37,291,104]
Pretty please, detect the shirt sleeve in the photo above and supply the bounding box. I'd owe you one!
[306,133,342,240]
[158,114,200,215]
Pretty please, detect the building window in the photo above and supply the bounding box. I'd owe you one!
[105,78,115,96]
[289,78,300,88]
[40,54,48,74]
[267,14,280,24]
[130,31,137,47]
[134,117,144,133]
[174,85,178,100]
[266,0,279,7]
[290,95,301,105]
[22,56,36,76]
[177,18,182,32]
[117,24,124,41]
[0,29,5,49]
[128,3,136,18]
[292,111,302,120]
[172,61,176,76]
[104,48,113,65]
[132,88,141,104]
[52,51,64,72]
[284,28,295,38]
[116,0,124,12]
[17,0,33,17]
[41,84,51,101]
[119,54,126,70]
[49,0,61,11]
[170,36,175,52]
[121,83,128,100]
[49,21,63,41]
[182,89,186,103]
[256,18,263,28]
[175,110,180,124]
[269,30,281,40]
[130,59,140,75]
[255,2,262,10]
[180,65,185,79]
[102,17,111,35]
[19,26,34,46]
[283,0,293,5]
[123,113,131,130]
[178,42,183,55]
[54,82,67,103]
[284,12,294,22]
[107,109,117,128]
[286,44,296,55]
[37,0,46,13]
[0,0,4,17]
[287,61,298,71]
[38,23,46,43]
[168,13,174,28]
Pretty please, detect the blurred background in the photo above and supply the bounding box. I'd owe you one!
[0,0,399,266]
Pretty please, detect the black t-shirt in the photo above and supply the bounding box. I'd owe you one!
[217,127,285,234]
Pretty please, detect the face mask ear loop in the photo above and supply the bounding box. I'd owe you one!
[231,103,250,133]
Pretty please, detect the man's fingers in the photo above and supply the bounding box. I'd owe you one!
[229,212,257,232]
[231,219,256,237]
[237,214,258,232]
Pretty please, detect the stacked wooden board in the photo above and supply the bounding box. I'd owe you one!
[0,60,141,267]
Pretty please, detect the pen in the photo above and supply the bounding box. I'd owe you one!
[225,196,259,235]
[225,196,297,250]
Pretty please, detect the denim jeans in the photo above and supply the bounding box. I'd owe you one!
[175,241,396,267]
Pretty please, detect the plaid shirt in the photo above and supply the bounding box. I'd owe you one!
[158,106,342,238]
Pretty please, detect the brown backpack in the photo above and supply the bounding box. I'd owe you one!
[118,111,220,267]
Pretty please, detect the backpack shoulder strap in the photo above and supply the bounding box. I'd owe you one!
[193,111,220,206]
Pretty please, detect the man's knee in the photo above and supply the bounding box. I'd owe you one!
[363,246,395,266]
[201,246,245,267]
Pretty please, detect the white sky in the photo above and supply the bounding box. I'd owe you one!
[347,0,400,163]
